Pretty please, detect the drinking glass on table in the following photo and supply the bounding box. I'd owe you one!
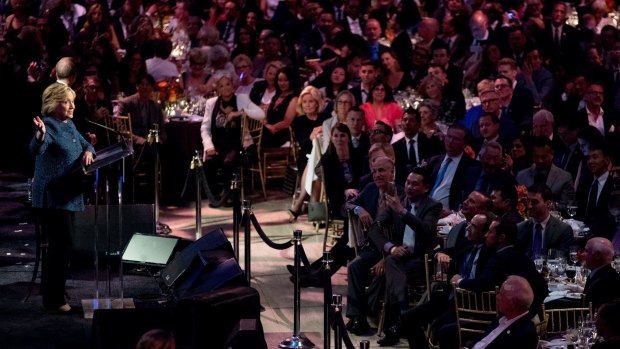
[566,200,578,219]
[569,246,579,265]
[565,265,577,282]
[534,257,545,273]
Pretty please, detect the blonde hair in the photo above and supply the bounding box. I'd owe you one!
[368,142,396,163]
[296,85,325,115]
[263,60,285,78]
[41,83,76,116]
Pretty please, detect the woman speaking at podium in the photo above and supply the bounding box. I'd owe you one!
[31,83,95,313]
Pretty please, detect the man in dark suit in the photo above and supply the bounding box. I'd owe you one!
[575,82,619,143]
[583,237,620,310]
[112,1,138,49]
[369,168,442,332]
[216,1,241,50]
[383,210,495,347]
[464,142,515,197]
[338,0,365,37]
[346,107,370,161]
[468,275,539,349]
[344,156,404,335]
[299,11,334,59]
[576,142,616,239]
[349,60,379,105]
[428,126,479,211]
[553,119,583,181]
[389,12,414,72]
[497,58,535,129]
[364,19,388,62]
[515,137,575,204]
[517,184,574,259]
[431,45,464,98]
[542,2,582,69]
[393,108,443,186]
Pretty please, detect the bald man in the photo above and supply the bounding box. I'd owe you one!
[583,237,620,309]
[471,275,538,349]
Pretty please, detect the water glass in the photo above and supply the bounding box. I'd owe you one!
[534,258,544,273]
[566,265,577,282]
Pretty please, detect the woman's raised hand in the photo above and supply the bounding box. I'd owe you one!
[33,116,46,142]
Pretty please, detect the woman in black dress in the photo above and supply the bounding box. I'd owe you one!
[260,66,300,148]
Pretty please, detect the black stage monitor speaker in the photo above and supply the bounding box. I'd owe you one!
[73,204,155,260]
[121,233,180,267]
[159,228,245,299]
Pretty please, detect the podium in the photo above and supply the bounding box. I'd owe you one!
[82,139,134,318]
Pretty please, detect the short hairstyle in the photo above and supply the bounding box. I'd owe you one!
[527,183,553,202]
[497,57,518,70]
[418,74,445,95]
[502,275,534,311]
[154,39,173,59]
[136,74,156,86]
[334,89,356,108]
[188,48,207,65]
[360,59,379,69]
[479,141,503,158]
[208,44,230,64]
[262,60,285,78]
[588,140,612,158]
[419,99,439,118]
[296,85,326,115]
[531,136,554,151]
[493,217,518,244]
[232,54,253,69]
[372,155,395,170]
[411,166,432,186]
[479,211,497,232]
[494,184,518,209]
[494,74,513,87]
[477,79,495,95]
[404,107,421,123]
[479,112,500,125]
[55,57,76,81]
[533,109,554,125]
[41,83,76,115]
[374,120,394,139]
[348,106,365,118]
[368,142,396,162]
[448,125,470,144]
[212,70,239,90]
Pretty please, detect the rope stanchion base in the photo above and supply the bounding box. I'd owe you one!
[278,335,316,349]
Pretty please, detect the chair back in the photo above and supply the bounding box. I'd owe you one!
[424,253,448,302]
[542,300,593,337]
[244,115,263,151]
[454,287,498,348]
[105,114,133,138]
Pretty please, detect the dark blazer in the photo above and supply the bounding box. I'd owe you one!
[350,132,370,162]
[320,150,364,219]
[427,153,479,211]
[553,142,583,181]
[478,315,539,349]
[343,182,405,221]
[338,16,366,36]
[574,108,619,141]
[459,245,549,309]
[515,164,575,204]
[349,84,366,105]
[584,264,620,310]
[442,221,471,260]
[118,94,167,141]
[449,243,493,281]
[509,84,535,129]
[392,133,443,186]
[390,30,414,72]
[516,216,574,258]
[368,195,442,257]
[576,174,616,240]
[463,166,516,197]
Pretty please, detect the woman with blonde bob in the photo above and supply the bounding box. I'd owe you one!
[288,86,330,220]
[201,71,265,206]
[31,83,95,313]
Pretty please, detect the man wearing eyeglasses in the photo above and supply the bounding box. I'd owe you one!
[575,82,619,141]
[72,76,112,150]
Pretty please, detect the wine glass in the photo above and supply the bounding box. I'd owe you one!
[534,257,545,274]
[565,265,577,283]
[570,246,579,265]
[566,200,578,219]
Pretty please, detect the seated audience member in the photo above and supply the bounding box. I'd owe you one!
[469,275,539,349]
[119,74,168,145]
[576,82,619,141]
[261,66,299,148]
[392,108,443,186]
[454,218,548,314]
[288,86,329,220]
[583,237,620,310]
[72,76,112,150]
[515,137,574,204]
[553,119,583,181]
[360,80,403,131]
[428,126,479,211]
[183,48,211,97]
[464,142,516,197]
[576,142,616,239]
[385,210,495,347]
[249,60,285,107]
[592,302,620,349]
[418,100,443,140]
[321,91,356,152]
[490,184,523,225]
[460,79,495,140]
[471,113,507,155]
[516,184,574,259]
[200,71,265,205]
[349,59,379,105]
[505,136,532,175]
[346,107,370,161]
[496,58,535,128]
[369,167,442,333]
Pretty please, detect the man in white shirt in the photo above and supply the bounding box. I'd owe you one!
[470,275,538,349]
[145,40,179,82]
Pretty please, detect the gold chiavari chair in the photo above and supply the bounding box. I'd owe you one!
[241,114,266,199]
[454,287,498,348]
[542,300,593,338]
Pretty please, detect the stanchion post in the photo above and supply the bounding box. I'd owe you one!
[279,230,315,349]
[191,152,203,240]
[243,199,252,284]
[332,294,343,349]
[323,251,333,349]
[231,173,241,261]
[359,340,369,349]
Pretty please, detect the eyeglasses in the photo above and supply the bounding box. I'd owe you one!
[371,129,388,135]
[481,98,499,104]
[337,100,353,105]
[235,64,250,69]
[495,84,510,90]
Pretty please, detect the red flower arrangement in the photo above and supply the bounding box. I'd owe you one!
[516,185,528,219]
